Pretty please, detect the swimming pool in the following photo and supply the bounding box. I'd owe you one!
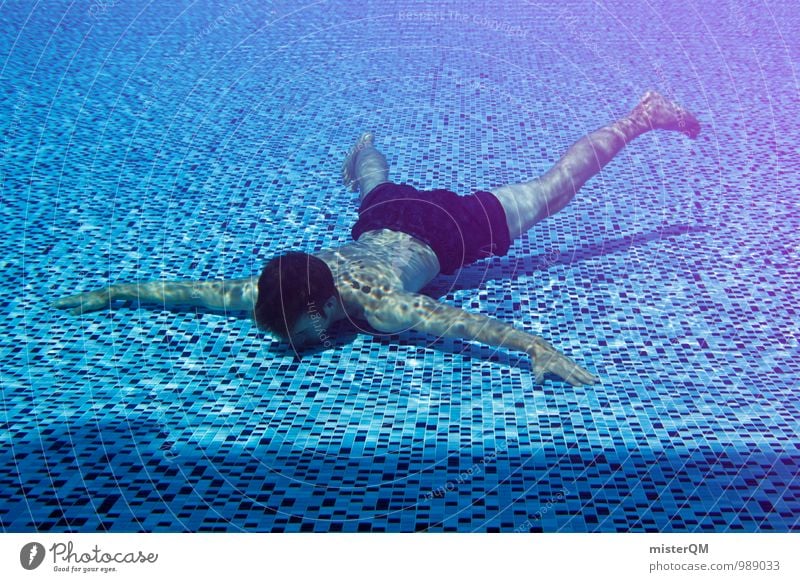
[2,0,798,532]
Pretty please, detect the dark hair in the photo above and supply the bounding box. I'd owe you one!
[253,251,337,339]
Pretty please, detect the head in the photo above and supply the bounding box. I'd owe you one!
[253,251,339,347]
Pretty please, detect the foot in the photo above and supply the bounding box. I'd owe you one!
[631,90,701,139]
[342,132,375,192]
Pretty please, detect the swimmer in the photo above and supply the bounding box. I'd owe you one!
[54,91,700,386]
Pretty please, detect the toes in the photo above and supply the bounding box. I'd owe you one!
[636,90,701,138]
[640,90,661,105]
[680,111,701,138]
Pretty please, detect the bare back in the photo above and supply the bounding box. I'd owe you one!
[315,229,441,321]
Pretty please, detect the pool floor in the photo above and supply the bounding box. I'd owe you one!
[1,0,798,531]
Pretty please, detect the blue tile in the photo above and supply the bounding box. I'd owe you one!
[1,0,798,532]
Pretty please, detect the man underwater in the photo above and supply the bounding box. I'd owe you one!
[54,91,700,386]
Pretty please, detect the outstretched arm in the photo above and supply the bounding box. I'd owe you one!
[365,292,598,386]
[53,277,258,315]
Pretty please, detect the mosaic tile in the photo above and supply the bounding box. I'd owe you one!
[1,0,797,532]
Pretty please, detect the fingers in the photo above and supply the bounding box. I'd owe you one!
[532,364,545,385]
[52,296,88,314]
[52,298,81,316]
[554,355,598,386]
[560,361,598,386]
[52,296,79,309]
[550,350,597,386]
[52,291,109,315]
[532,345,599,386]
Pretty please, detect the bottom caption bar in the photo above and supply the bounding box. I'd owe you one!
[1,533,796,581]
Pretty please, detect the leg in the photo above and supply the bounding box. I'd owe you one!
[491,91,701,240]
[342,132,390,201]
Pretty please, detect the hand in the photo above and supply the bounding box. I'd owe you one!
[52,288,115,315]
[527,337,599,386]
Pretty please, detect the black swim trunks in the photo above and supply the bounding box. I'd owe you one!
[351,182,512,275]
